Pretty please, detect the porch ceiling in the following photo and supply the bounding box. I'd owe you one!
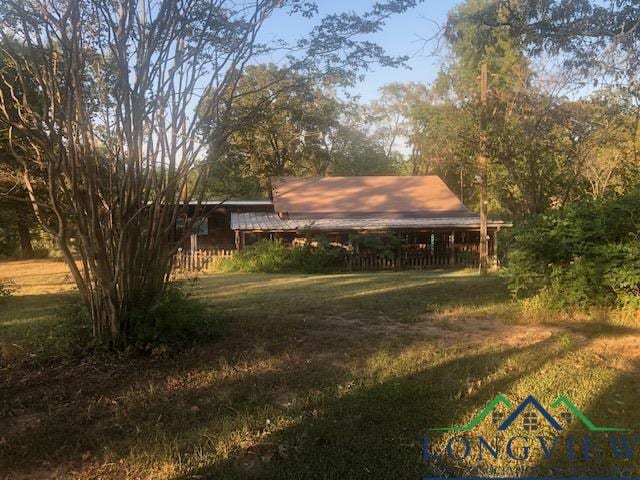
[230,212,511,232]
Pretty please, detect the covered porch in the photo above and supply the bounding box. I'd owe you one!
[230,212,511,270]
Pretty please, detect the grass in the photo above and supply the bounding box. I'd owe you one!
[1,260,639,479]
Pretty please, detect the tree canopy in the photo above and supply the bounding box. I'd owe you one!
[204,64,398,198]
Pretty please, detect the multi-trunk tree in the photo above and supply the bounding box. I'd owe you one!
[0,0,421,346]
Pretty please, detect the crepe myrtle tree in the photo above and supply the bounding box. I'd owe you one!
[0,0,419,346]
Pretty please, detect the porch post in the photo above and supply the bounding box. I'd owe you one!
[449,231,456,265]
[234,230,241,251]
[493,227,500,269]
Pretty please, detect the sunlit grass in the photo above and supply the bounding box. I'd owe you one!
[0,259,639,479]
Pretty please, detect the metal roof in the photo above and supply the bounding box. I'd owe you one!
[271,176,470,216]
[231,212,511,231]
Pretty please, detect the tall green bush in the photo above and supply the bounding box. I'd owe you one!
[130,283,215,344]
[220,239,347,274]
[503,191,640,308]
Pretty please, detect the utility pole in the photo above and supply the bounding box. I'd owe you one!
[478,63,489,275]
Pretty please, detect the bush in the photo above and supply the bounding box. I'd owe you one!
[503,191,640,308]
[349,232,404,256]
[220,239,347,274]
[130,282,216,345]
[601,241,640,308]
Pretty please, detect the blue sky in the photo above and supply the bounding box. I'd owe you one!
[256,0,462,103]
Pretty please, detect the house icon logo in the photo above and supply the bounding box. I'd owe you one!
[422,395,635,477]
[429,394,629,432]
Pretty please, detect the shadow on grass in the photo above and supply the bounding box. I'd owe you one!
[167,334,589,480]
[191,272,512,331]
[0,291,91,363]
[2,272,639,479]
[525,355,640,478]
[2,316,568,477]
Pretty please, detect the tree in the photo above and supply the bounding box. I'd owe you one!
[568,90,640,199]
[205,64,397,197]
[206,64,340,193]
[502,0,640,81]
[0,161,38,259]
[371,82,432,171]
[325,105,398,176]
[0,47,43,258]
[433,0,599,216]
[0,0,420,346]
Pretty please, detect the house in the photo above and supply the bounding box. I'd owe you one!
[178,200,273,251]
[184,175,510,266]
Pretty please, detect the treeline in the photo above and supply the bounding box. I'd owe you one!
[204,0,639,220]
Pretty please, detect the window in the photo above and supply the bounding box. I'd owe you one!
[491,410,504,425]
[522,412,538,431]
[193,218,208,236]
[176,217,208,236]
[176,216,186,234]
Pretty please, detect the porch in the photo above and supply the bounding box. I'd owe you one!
[230,211,508,269]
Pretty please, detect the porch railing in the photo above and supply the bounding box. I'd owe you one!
[346,252,480,271]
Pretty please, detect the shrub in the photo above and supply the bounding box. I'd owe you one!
[349,232,404,256]
[503,191,640,308]
[220,239,347,274]
[601,241,640,308]
[130,282,215,345]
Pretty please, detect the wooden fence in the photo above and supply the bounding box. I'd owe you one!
[173,249,482,272]
[173,249,234,272]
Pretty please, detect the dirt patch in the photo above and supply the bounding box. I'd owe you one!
[319,312,564,349]
[584,335,640,372]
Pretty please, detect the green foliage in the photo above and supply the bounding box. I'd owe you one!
[0,225,18,259]
[505,0,640,79]
[130,283,216,345]
[503,191,640,307]
[601,241,640,308]
[204,64,399,198]
[349,232,405,256]
[220,239,346,274]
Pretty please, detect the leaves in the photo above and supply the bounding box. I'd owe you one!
[503,190,640,307]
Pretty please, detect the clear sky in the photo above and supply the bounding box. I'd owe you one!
[256,0,462,103]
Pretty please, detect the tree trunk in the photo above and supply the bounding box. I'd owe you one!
[17,217,34,259]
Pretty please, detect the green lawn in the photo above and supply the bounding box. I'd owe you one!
[1,261,639,479]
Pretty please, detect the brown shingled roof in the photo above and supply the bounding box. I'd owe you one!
[271,176,471,218]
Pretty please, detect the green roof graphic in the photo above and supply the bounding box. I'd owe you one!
[428,394,512,431]
[551,395,629,432]
[429,394,630,432]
